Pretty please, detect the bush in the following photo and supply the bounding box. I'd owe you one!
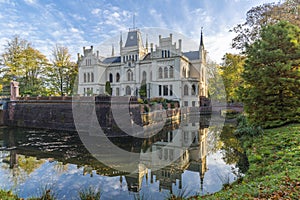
[234,115,264,138]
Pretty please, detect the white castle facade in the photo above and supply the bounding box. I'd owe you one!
[77,28,208,107]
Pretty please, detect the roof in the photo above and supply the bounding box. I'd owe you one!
[143,53,151,60]
[102,56,121,64]
[125,31,138,47]
[183,51,199,60]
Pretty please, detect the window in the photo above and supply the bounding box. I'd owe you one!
[164,67,168,78]
[84,73,86,83]
[191,84,196,95]
[83,88,86,95]
[86,59,91,66]
[184,85,189,96]
[116,73,120,82]
[109,73,113,83]
[182,68,186,78]
[158,67,163,79]
[150,71,152,81]
[135,54,138,61]
[159,85,162,96]
[116,88,120,96]
[168,50,170,58]
[192,101,196,107]
[127,70,133,81]
[163,85,168,96]
[126,86,131,95]
[142,71,147,82]
[162,51,164,58]
[169,66,174,78]
[91,73,94,82]
[123,56,125,63]
[184,101,188,107]
[169,85,173,96]
[88,73,90,82]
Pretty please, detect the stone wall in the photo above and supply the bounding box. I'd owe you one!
[3,96,142,134]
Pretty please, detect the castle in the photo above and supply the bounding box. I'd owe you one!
[77,28,208,107]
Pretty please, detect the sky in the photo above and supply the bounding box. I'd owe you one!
[0,0,278,64]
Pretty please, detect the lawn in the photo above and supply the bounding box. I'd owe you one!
[201,123,300,199]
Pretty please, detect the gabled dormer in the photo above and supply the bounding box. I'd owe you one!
[120,29,147,64]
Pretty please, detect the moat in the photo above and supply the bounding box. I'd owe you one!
[0,117,247,199]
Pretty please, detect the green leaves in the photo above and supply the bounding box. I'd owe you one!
[239,21,300,128]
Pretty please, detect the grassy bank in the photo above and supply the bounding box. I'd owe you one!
[203,123,300,199]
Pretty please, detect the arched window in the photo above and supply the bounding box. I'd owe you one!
[184,85,189,96]
[126,86,131,95]
[109,73,113,83]
[84,73,86,83]
[169,66,174,78]
[116,73,120,82]
[91,73,94,82]
[127,69,133,81]
[158,67,163,79]
[182,68,186,78]
[142,71,147,82]
[88,73,90,82]
[191,84,196,95]
[164,67,168,78]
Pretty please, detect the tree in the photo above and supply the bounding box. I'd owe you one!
[220,53,245,102]
[231,0,300,51]
[46,45,78,96]
[1,36,49,96]
[105,81,112,95]
[20,47,50,95]
[139,81,147,99]
[238,21,300,128]
[206,59,226,102]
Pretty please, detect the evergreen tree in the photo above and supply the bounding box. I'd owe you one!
[139,81,147,99]
[239,21,300,128]
[105,81,112,95]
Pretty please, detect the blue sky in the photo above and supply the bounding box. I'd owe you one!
[0,0,277,63]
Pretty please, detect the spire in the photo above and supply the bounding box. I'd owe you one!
[146,34,148,52]
[200,27,204,48]
[111,44,114,56]
[120,31,123,54]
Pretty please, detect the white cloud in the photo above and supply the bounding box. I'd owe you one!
[24,0,37,5]
[92,8,101,15]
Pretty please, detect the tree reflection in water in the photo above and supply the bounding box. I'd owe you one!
[0,115,248,199]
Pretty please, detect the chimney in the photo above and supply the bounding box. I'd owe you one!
[150,43,153,53]
[91,45,93,50]
[97,50,99,59]
[179,39,182,52]
[77,53,80,60]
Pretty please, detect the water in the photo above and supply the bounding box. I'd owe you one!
[0,116,247,199]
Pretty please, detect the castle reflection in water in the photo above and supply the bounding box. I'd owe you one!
[0,115,211,197]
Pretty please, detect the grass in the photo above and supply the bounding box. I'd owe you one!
[200,123,300,199]
[0,190,19,200]
[78,186,101,200]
